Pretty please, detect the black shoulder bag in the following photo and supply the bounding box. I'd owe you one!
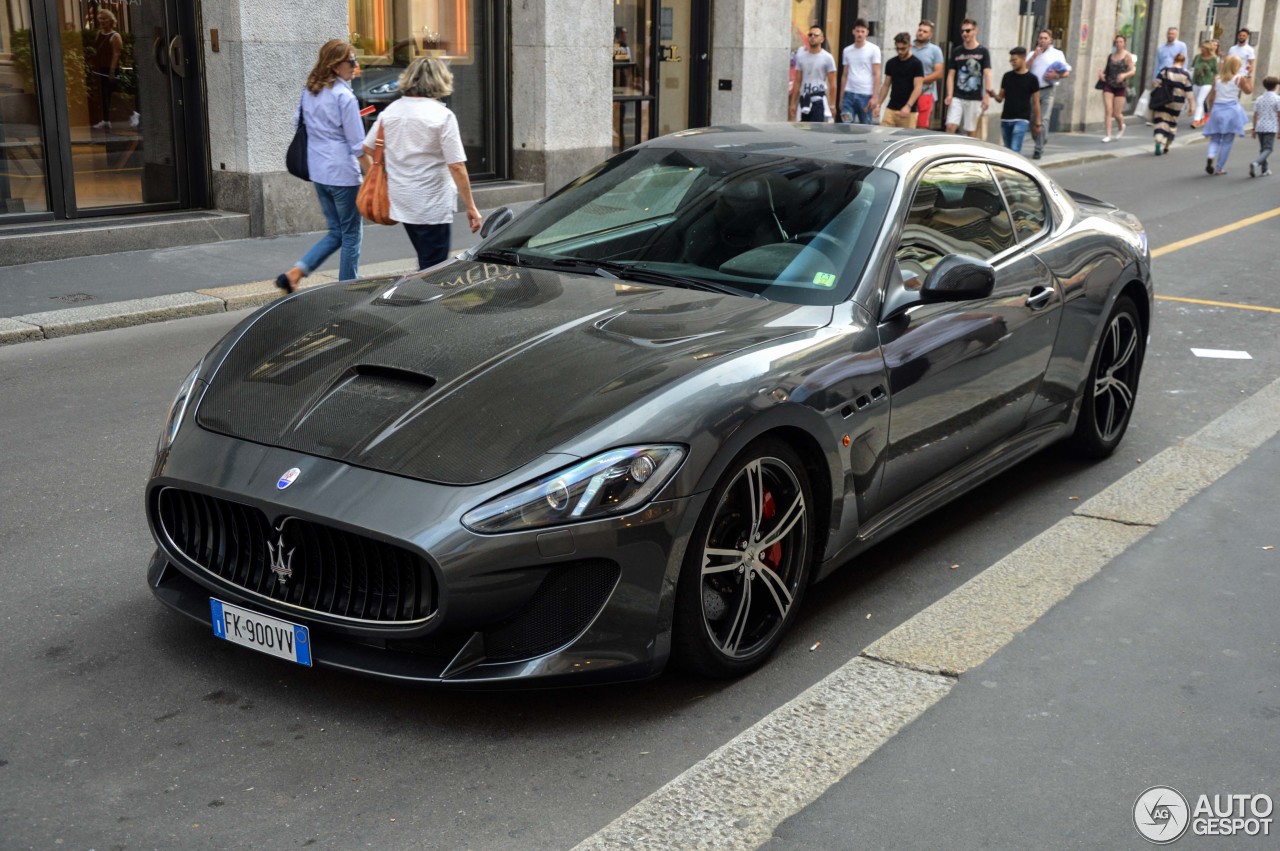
[1149,71,1175,112]
[286,92,310,181]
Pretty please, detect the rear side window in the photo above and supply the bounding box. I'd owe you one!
[897,162,1015,276]
[991,165,1048,242]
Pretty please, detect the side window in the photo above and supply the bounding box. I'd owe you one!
[896,162,1015,278]
[991,166,1048,242]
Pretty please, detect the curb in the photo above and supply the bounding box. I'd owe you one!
[1,259,418,346]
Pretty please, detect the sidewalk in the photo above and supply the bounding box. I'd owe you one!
[0,127,1190,345]
[764,429,1280,849]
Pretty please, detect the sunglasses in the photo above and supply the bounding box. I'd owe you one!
[808,33,823,38]
[961,28,975,34]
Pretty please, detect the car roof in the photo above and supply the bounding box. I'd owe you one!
[638,123,1005,169]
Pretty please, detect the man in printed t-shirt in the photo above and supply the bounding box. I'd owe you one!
[791,26,837,122]
[945,17,992,138]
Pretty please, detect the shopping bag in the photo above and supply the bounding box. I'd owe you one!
[356,123,396,225]
[1133,88,1151,120]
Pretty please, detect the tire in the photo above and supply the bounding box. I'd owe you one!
[1067,295,1144,459]
[673,440,816,678]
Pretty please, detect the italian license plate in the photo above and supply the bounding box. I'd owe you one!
[210,599,312,667]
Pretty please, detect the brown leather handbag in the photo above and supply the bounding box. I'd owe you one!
[357,123,396,225]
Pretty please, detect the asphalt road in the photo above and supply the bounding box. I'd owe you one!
[1,144,1278,850]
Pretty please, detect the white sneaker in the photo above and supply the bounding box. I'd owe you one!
[1116,125,1125,138]
[91,120,110,130]
[129,111,140,128]
[1102,136,1112,143]
[1250,162,1257,178]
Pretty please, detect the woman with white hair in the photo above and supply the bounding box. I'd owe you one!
[362,57,482,269]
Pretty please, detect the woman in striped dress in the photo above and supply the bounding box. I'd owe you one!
[1152,54,1193,155]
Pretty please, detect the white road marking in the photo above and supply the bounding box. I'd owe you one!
[1190,348,1252,359]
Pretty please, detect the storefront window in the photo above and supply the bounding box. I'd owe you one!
[1115,0,1148,101]
[0,0,50,214]
[350,0,501,178]
[613,0,650,150]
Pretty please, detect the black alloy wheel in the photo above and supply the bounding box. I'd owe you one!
[1068,295,1144,458]
[673,440,815,677]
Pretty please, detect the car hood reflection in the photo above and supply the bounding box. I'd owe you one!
[195,261,831,485]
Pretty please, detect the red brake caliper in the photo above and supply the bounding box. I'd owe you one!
[761,491,782,568]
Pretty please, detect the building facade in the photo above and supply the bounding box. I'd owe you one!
[0,0,1275,263]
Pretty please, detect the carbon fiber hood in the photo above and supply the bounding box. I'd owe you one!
[196,262,830,485]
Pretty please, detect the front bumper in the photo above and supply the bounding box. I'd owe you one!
[146,426,705,687]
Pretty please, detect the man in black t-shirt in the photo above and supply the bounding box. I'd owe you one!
[945,18,992,137]
[988,46,1041,154]
[876,32,924,128]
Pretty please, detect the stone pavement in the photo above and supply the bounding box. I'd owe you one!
[0,126,1198,346]
[763,431,1280,850]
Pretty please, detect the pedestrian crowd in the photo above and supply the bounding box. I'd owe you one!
[790,20,1273,175]
[789,18,1070,159]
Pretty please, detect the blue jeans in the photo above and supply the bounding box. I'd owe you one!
[842,91,874,124]
[297,182,362,281]
[1207,133,1236,171]
[1001,119,1030,153]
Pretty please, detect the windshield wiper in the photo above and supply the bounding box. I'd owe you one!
[552,258,758,298]
[471,248,524,266]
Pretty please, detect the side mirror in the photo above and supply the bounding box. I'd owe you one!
[880,254,996,322]
[479,206,515,239]
[920,254,996,302]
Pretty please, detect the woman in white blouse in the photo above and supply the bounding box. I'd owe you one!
[363,57,482,269]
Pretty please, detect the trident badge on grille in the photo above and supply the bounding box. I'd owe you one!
[267,534,295,585]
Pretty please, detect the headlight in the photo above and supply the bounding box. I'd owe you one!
[462,445,686,533]
[157,360,203,453]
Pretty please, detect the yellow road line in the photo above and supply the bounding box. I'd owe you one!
[1151,207,1280,257]
[1156,295,1280,314]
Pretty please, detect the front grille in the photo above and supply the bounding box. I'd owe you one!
[156,488,435,623]
[483,560,620,662]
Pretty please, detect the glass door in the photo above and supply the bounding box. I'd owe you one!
[0,0,53,215]
[653,0,709,137]
[0,0,206,222]
[611,0,708,153]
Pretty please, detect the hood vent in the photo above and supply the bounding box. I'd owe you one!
[291,365,436,452]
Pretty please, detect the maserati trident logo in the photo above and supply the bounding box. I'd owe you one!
[267,535,295,585]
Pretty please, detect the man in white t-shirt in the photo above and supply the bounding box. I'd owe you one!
[1027,28,1071,159]
[790,27,836,122]
[840,19,881,124]
[1228,28,1256,77]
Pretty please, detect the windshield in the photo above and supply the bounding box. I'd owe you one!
[478,147,897,305]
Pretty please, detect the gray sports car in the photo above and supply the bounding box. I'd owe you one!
[146,124,1151,686]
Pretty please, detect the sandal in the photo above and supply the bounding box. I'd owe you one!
[274,273,296,294]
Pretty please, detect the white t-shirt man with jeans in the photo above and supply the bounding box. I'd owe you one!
[840,22,881,124]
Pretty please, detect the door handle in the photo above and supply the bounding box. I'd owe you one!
[661,44,682,62]
[169,36,186,77]
[1025,286,1054,310]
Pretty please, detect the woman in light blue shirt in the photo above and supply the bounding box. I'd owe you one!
[277,40,367,292]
